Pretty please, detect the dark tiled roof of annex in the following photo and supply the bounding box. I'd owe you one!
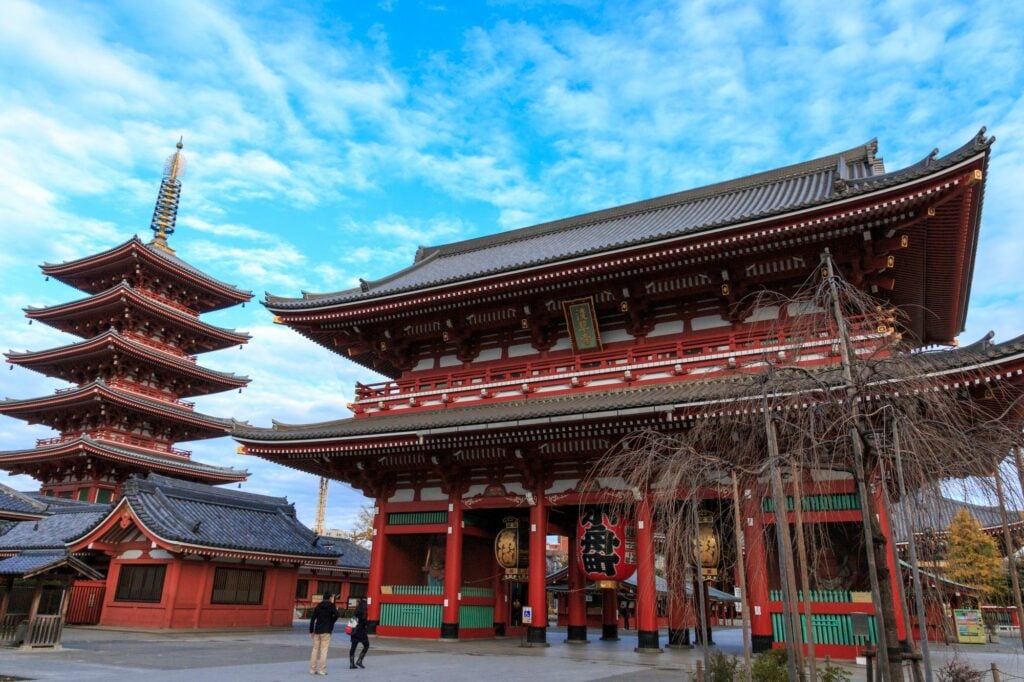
[266,130,993,310]
[0,483,47,518]
[233,331,1024,443]
[118,474,338,559]
[890,492,1024,542]
[315,536,371,571]
[0,504,109,551]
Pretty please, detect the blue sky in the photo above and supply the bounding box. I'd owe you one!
[1,0,1023,529]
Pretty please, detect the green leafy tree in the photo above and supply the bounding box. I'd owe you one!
[946,508,1006,600]
[338,505,374,548]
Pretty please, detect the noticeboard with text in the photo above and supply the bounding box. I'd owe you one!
[954,609,986,644]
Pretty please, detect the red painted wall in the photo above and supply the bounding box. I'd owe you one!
[99,557,300,629]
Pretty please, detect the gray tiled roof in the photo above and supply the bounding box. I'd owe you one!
[0,483,47,517]
[120,474,339,559]
[25,281,251,342]
[6,329,251,390]
[42,236,253,308]
[0,380,234,431]
[890,492,1024,542]
[315,537,371,570]
[0,507,109,550]
[266,130,993,310]
[0,436,248,481]
[0,549,102,579]
[233,331,1024,443]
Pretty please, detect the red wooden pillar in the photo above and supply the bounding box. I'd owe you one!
[566,533,587,643]
[527,487,548,645]
[441,493,464,640]
[874,485,907,642]
[601,587,619,640]
[635,494,662,652]
[666,552,690,647]
[366,501,388,633]
[743,484,772,652]
[492,557,507,636]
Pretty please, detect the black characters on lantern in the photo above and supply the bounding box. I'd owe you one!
[579,509,621,577]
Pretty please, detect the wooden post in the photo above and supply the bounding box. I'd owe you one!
[823,251,898,680]
[743,482,772,652]
[601,586,619,640]
[442,491,464,640]
[635,493,661,652]
[994,471,1024,649]
[731,472,753,682]
[23,581,43,648]
[566,531,587,643]
[877,457,924,682]
[767,420,805,682]
[691,501,710,674]
[893,421,933,682]
[366,501,388,633]
[790,462,817,682]
[526,483,548,645]
[491,557,507,636]
[991,662,1001,682]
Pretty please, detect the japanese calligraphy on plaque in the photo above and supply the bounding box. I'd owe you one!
[577,508,637,583]
[562,297,603,353]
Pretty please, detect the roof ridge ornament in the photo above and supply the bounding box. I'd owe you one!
[149,138,186,254]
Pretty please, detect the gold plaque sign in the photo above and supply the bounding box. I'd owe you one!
[562,297,603,354]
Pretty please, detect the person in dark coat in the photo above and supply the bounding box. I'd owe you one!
[309,592,339,675]
[349,598,370,669]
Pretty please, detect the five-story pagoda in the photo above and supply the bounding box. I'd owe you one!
[0,141,251,503]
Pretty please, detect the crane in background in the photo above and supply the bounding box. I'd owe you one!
[313,476,328,535]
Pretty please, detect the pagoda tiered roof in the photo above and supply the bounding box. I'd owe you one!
[0,435,248,484]
[0,379,232,439]
[6,329,250,397]
[25,281,250,354]
[41,236,253,313]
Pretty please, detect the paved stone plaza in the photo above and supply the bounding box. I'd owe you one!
[1,624,1023,681]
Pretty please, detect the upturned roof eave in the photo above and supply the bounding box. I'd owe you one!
[40,236,253,307]
[5,329,251,390]
[24,282,251,344]
[0,381,233,432]
[232,331,1024,445]
[264,134,990,315]
[0,437,249,482]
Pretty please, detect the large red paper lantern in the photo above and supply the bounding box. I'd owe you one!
[577,508,637,582]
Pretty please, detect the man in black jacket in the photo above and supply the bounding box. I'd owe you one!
[309,592,339,675]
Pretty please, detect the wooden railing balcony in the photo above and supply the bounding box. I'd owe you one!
[121,331,195,361]
[354,314,890,407]
[36,430,191,458]
[105,379,195,410]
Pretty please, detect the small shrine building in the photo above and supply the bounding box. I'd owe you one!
[234,129,1024,659]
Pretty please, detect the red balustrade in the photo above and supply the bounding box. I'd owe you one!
[106,379,195,409]
[36,430,191,457]
[355,314,887,405]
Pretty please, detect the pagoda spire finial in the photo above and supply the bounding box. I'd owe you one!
[149,138,187,254]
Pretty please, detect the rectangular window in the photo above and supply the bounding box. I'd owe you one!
[348,583,367,599]
[95,489,112,504]
[114,565,166,603]
[58,491,73,499]
[211,567,264,605]
[295,579,309,599]
[316,580,341,597]
[77,489,90,502]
